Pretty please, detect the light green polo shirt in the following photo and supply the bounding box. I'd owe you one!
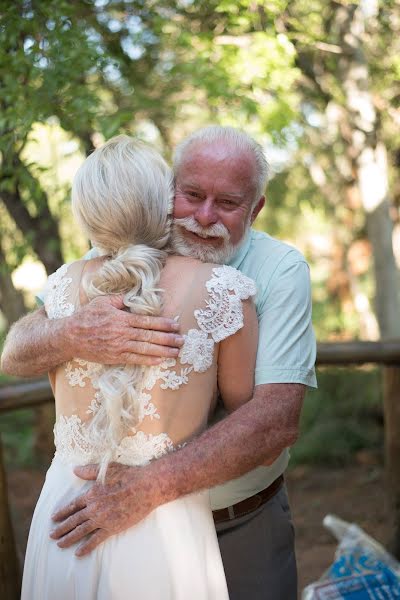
[209,229,317,510]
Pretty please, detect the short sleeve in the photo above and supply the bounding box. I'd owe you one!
[42,261,86,320]
[255,256,317,388]
[194,265,257,343]
[36,248,98,306]
[42,264,75,319]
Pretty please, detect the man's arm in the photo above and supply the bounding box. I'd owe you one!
[1,307,71,377]
[154,382,304,491]
[50,382,305,555]
[0,295,183,377]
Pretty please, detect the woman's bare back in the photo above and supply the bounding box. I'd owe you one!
[44,255,257,467]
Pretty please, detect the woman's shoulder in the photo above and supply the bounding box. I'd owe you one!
[195,262,257,298]
[164,257,255,291]
[165,254,204,268]
[79,255,107,279]
[163,255,209,280]
[165,255,221,275]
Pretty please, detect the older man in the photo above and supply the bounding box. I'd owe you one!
[1,126,316,599]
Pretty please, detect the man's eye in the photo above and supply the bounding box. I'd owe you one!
[220,199,235,207]
[188,191,202,199]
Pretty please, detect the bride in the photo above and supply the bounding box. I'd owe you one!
[21,135,258,599]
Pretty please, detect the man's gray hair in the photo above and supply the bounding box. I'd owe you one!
[173,125,269,201]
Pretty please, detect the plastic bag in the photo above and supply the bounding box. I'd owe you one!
[302,514,400,599]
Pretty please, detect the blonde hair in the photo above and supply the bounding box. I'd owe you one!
[71,135,173,481]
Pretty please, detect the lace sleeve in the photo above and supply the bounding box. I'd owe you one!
[194,265,257,343]
[43,263,75,320]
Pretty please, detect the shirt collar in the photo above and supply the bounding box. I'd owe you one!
[227,230,252,268]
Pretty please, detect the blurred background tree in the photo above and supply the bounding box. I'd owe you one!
[1,0,399,340]
[1,0,399,466]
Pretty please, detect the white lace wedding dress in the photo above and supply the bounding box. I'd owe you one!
[21,257,256,600]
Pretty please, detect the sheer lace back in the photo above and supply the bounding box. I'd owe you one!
[44,257,256,467]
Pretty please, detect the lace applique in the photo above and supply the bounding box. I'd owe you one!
[117,431,174,466]
[195,266,257,343]
[44,264,75,320]
[143,359,176,391]
[65,359,104,388]
[207,265,256,298]
[180,329,214,373]
[136,390,159,424]
[54,415,174,467]
[142,329,214,392]
[141,358,190,392]
[54,415,103,465]
[86,392,102,415]
[160,365,192,390]
[65,359,104,417]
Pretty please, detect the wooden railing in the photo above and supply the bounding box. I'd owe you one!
[1,340,400,598]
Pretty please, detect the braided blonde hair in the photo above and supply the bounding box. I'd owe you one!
[71,135,173,480]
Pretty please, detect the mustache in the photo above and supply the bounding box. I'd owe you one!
[173,216,230,241]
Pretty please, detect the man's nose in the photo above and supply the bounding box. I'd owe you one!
[194,199,219,227]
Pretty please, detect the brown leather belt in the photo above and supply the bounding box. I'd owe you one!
[212,474,284,524]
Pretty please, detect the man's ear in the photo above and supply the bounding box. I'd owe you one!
[250,196,265,224]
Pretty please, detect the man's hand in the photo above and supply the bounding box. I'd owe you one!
[50,462,161,556]
[68,295,183,366]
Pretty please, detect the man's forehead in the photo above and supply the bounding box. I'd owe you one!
[183,139,251,163]
[177,142,257,184]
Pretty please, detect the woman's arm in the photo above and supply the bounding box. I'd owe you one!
[217,298,258,412]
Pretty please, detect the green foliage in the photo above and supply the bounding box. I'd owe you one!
[0,331,5,356]
[291,367,383,466]
[0,409,37,467]
[1,0,399,339]
[0,2,101,151]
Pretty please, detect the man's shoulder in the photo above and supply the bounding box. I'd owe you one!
[247,230,307,270]
[236,230,310,304]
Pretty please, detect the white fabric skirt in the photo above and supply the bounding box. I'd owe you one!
[21,456,229,599]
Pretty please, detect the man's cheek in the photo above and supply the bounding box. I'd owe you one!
[173,197,193,219]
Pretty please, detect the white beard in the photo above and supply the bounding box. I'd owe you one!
[170,216,248,264]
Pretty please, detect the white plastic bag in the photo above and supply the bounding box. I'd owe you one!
[302,514,400,599]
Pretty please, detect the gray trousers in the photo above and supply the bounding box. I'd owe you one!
[215,485,297,600]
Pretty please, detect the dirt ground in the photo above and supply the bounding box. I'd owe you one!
[6,460,391,596]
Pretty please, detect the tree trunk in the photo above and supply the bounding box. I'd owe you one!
[33,404,55,467]
[366,192,400,338]
[0,240,27,328]
[0,273,26,330]
[335,2,400,556]
[337,2,400,337]
[383,366,400,559]
[0,437,20,599]
[0,152,63,276]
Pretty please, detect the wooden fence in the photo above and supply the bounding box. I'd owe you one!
[1,340,400,598]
